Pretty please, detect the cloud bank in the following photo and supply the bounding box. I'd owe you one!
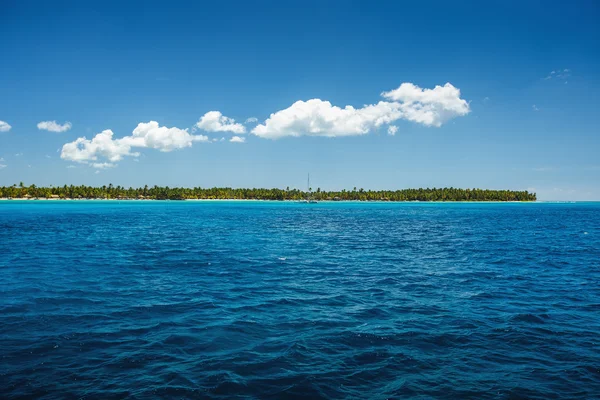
[59,81,469,168]
[250,82,469,139]
[37,120,72,132]
[0,121,11,132]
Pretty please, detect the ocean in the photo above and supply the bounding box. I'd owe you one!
[1,201,599,399]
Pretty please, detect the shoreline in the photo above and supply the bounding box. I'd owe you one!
[0,187,537,202]
[0,198,553,203]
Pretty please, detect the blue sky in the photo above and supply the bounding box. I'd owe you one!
[1,1,599,200]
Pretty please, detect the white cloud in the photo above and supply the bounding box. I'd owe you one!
[61,129,137,163]
[66,165,76,169]
[245,117,258,124]
[95,170,101,174]
[252,82,469,139]
[15,152,23,157]
[230,136,246,143]
[380,82,470,127]
[0,164,6,169]
[532,105,540,111]
[91,162,116,169]
[387,125,398,136]
[0,121,11,132]
[61,121,209,167]
[252,99,402,139]
[196,111,246,134]
[37,120,72,132]
[130,121,208,152]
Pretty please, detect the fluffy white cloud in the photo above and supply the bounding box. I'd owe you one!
[61,129,137,163]
[196,111,246,134]
[380,82,470,127]
[37,120,72,132]
[130,121,208,152]
[61,121,208,167]
[0,164,6,169]
[245,117,258,124]
[230,136,246,143]
[388,125,398,136]
[252,82,469,138]
[0,121,11,132]
[252,99,402,139]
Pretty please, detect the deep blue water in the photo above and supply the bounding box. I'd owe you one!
[1,201,599,399]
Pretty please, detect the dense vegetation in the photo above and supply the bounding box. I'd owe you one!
[0,183,536,201]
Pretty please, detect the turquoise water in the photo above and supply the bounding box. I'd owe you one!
[1,201,599,399]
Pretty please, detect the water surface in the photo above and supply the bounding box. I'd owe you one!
[1,201,599,398]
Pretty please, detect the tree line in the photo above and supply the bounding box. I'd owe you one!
[0,183,536,201]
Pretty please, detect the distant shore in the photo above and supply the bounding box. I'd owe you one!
[0,186,537,202]
[0,197,536,203]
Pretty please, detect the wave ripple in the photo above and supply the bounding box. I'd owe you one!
[1,201,599,398]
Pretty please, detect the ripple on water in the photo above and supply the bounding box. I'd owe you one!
[1,201,600,398]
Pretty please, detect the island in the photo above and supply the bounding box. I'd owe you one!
[0,183,536,201]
